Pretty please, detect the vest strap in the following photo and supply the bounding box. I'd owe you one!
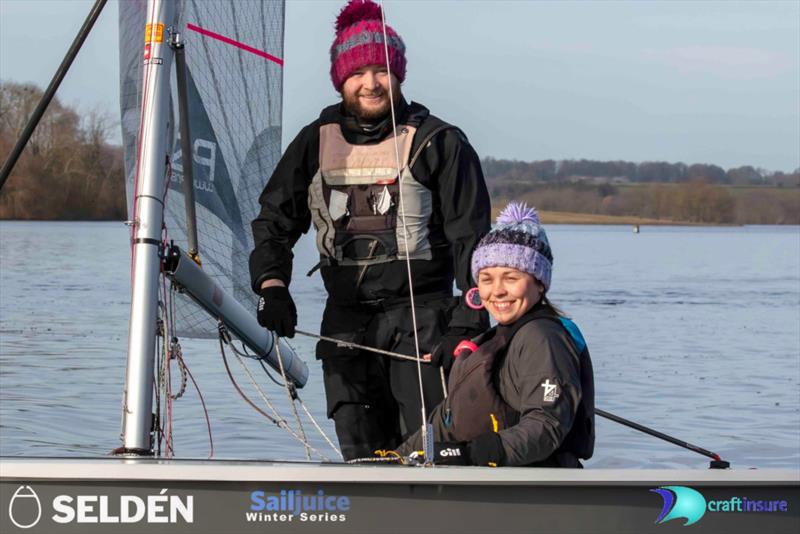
[408,125,461,170]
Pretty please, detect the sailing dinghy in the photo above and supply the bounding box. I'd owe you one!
[1,1,798,533]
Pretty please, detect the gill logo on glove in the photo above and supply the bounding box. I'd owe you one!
[439,448,462,457]
[651,486,707,526]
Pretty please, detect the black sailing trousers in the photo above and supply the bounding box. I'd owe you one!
[318,296,456,460]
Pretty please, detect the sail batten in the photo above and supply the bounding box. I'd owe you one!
[121,0,285,338]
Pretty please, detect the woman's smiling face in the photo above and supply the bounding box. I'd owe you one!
[477,267,543,325]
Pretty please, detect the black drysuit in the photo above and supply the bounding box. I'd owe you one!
[249,100,491,459]
[398,304,596,467]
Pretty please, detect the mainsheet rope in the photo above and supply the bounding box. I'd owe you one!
[275,340,312,461]
[378,0,431,459]
[219,326,342,461]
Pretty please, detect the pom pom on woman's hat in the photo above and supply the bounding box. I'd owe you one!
[470,202,554,291]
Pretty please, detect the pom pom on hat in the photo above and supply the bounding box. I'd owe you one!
[330,0,407,90]
[335,0,383,32]
[496,202,540,227]
[471,202,554,291]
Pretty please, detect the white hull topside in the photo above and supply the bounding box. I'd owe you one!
[1,457,797,486]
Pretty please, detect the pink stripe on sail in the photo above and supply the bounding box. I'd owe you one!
[186,23,284,66]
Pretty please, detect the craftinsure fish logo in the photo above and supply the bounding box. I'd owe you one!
[651,486,707,526]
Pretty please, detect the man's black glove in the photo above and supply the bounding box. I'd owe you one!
[432,442,470,465]
[468,432,506,467]
[429,327,475,373]
[257,285,297,338]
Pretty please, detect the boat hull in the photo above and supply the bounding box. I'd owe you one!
[2,458,798,533]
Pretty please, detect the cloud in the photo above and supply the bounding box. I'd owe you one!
[645,46,793,79]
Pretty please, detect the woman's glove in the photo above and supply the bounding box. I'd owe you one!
[431,442,470,465]
[429,327,476,373]
[468,432,506,467]
[257,286,297,338]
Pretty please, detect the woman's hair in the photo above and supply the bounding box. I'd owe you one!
[541,294,567,318]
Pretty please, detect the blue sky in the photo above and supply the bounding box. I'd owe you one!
[1,0,798,172]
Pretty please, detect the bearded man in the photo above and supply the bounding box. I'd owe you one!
[249,0,490,460]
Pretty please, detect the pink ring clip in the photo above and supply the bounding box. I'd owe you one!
[453,340,478,358]
[465,287,484,310]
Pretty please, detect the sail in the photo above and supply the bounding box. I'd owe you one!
[119,0,284,337]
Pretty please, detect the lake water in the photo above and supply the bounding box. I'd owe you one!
[1,221,798,469]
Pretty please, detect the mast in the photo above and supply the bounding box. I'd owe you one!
[120,0,176,455]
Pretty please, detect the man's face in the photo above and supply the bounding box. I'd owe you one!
[341,64,401,121]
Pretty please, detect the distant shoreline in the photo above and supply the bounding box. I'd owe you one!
[0,212,763,226]
[535,210,741,226]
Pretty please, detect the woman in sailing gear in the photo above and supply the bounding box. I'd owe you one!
[397,202,596,467]
[249,0,490,460]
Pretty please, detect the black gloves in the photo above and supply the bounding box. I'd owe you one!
[468,431,506,467]
[429,327,475,373]
[257,285,297,338]
[432,442,470,465]
[428,435,505,466]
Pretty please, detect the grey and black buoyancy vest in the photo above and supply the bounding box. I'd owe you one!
[444,306,595,462]
[308,120,439,267]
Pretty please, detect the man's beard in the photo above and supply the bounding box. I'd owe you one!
[342,86,402,122]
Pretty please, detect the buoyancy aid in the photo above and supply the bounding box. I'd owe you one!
[442,305,595,461]
[308,120,456,267]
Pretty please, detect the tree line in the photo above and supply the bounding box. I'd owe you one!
[482,157,799,187]
[492,182,798,224]
[482,157,799,224]
[0,81,126,220]
[0,80,796,224]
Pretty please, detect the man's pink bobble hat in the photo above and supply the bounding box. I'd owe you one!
[329,0,407,91]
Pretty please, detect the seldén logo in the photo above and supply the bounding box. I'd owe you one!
[8,486,42,529]
[7,485,194,528]
[651,486,707,526]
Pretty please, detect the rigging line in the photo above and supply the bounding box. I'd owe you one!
[164,313,176,456]
[157,301,170,455]
[165,328,174,456]
[297,399,343,459]
[153,324,163,456]
[379,0,429,451]
[159,299,174,456]
[159,174,179,457]
[218,330,332,461]
[274,337,343,458]
[275,340,311,461]
[259,358,285,387]
[178,352,215,459]
[232,341,284,387]
[233,350,331,462]
[295,329,429,363]
[231,350,290,429]
[234,338,339,458]
[165,282,213,458]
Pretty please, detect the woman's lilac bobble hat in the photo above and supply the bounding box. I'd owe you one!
[470,202,554,291]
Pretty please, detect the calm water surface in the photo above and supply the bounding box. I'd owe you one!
[1,221,798,469]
